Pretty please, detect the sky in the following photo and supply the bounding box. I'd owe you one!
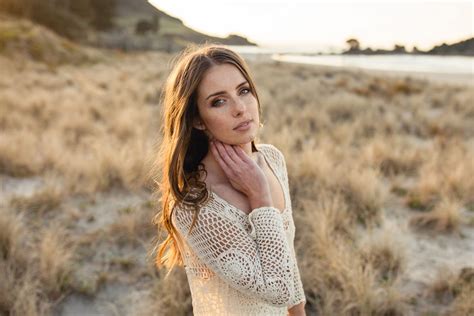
[149,0,473,52]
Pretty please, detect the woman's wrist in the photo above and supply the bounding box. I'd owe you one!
[249,194,274,210]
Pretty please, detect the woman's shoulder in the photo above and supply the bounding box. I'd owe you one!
[255,143,286,164]
[171,195,226,224]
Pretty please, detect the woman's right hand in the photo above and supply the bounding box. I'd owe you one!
[210,140,273,209]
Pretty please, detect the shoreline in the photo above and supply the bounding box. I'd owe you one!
[278,61,474,87]
[242,53,474,87]
[338,65,474,87]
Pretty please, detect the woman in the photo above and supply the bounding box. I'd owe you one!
[153,44,306,316]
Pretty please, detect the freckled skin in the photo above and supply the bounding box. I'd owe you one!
[194,63,259,148]
[193,63,271,211]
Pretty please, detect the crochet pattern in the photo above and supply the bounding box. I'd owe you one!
[172,144,306,316]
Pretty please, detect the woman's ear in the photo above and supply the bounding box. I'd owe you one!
[193,117,206,131]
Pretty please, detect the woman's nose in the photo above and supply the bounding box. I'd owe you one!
[232,98,246,117]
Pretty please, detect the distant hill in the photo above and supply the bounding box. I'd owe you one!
[0,0,257,52]
[425,37,474,56]
[341,37,474,56]
[0,13,102,65]
[99,0,256,51]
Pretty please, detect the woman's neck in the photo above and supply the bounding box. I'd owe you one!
[236,142,253,156]
[201,141,257,185]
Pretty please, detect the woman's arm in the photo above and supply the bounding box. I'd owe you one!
[175,140,297,306]
[287,255,306,315]
[263,144,306,314]
[173,203,295,307]
[287,250,306,310]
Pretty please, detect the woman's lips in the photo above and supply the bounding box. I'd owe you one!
[233,119,253,131]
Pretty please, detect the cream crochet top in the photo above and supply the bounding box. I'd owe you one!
[172,144,306,316]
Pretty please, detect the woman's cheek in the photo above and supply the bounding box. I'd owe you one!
[205,118,229,140]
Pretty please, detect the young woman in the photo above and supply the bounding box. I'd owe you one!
[153,44,306,316]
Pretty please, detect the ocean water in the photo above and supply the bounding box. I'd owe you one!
[228,45,474,75]
[272,54,474,75]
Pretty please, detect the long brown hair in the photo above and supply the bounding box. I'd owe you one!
[152,44,262,276]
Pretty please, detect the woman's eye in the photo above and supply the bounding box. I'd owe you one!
[240,88,250,95]
[211,88,250,107]
[212,98,225,107]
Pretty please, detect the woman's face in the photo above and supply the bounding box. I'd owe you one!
[194,63,259,145]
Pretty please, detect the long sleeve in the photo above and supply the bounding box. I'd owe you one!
[288,247,306,308]
[263,144,307,308]
[172,204,295,307]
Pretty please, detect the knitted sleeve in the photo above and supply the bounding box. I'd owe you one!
[172,204,295,307]
[288,248,306,308]
[263,144,307,308]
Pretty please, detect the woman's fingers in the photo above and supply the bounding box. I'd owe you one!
[224,144,246,166]
[214,141,255,169]
[232,145,254,165]
[210,141,266,197]
[210,142,233,176]
[215,141,240,169]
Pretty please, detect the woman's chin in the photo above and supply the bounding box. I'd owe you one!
[232,135,256,146]
[213,133,255,146]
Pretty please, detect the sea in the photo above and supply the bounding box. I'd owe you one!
[228,45,474,76]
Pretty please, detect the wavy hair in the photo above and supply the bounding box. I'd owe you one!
[152,44,262,276]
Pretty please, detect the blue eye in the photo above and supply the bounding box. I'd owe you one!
[240,87,251,95]
[212,98,225,107]
[211,87,251,107]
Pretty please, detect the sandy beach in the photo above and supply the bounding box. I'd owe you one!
[267,57,474,87]
[349,67,474,86]
[238,50,474,87]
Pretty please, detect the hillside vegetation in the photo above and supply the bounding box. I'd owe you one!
[0,14,103,65]
[0,0,255,52]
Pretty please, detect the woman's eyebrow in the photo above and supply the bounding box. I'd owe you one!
[205,81,248,100]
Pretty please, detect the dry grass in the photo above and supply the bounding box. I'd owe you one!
[361,135,424,177]
[409,198,463,233]
[0,227,33,315]
[105,205,155,246]
[283,141,388,226]
[0,27,164,195]
[10,276,49,316]
[0,207,25,261]
[449,282,474,316]
[405,139,474,211]
[0,208,49,315]
[9,184,64,214]
[424,267,474,315]
[37,228,75,297]
[359,225,406,283]
[0,207,75,315]
[133,269,192,316]
[297,192,409,315]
